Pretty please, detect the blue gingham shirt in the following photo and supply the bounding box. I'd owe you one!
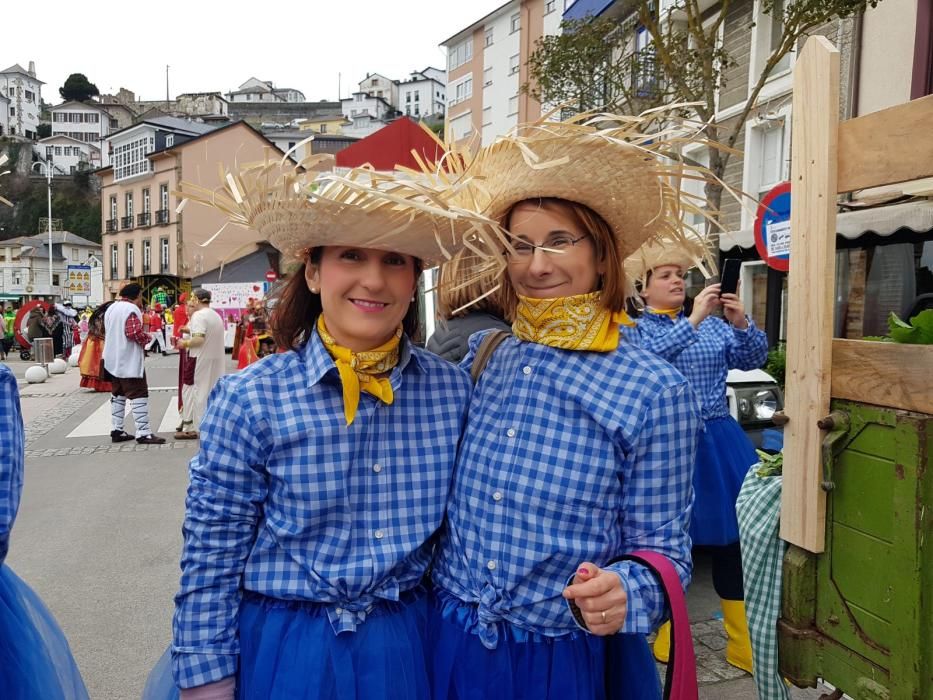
[626,312,769,420]
[0,364,25,566]
[172,329,471,688]
[432,332,701,649]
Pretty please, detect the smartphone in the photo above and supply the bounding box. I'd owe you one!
[719,258,742,297]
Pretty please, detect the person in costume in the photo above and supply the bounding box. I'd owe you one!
[143,156,503,700]
[173,293,190,414]
[428,113,703,700]
[78,302,113,393]
[174,289,225,439]
[0,363,90,700]
[624,241,769,673]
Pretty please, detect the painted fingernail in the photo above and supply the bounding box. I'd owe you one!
[578,567,590,575]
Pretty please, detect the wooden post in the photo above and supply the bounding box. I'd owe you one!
[779,36,840,553]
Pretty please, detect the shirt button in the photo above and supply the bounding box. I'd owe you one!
[506,428,516,438]
[335,607,343,615]
[374,529,384,539]
[486,560,497,571]
[522,365,532,375]
[373,463,382,473]
[492,491,503,502]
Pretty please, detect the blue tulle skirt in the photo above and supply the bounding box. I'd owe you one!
[144,588,430,700]
[691,416,759,546]
[429,588,659,700]
[0,564,89,700]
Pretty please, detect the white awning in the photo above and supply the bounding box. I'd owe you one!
[719,199,933,251]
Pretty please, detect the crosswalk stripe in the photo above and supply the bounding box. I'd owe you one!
[66,394,180,438]
[158,398,182,435]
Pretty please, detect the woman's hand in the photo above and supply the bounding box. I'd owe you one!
[562,563,628,635]
[688,285,721,328]
[720,293,749,328]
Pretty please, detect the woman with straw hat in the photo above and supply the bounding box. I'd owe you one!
[427,113,704,700]
[143,157,504,700]
[624,241,768,674]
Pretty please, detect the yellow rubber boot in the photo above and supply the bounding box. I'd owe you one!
[721,599,754,673]
[652,621,671,663]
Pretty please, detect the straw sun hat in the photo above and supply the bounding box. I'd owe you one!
[177,151,507,269]
[623,234,715,289]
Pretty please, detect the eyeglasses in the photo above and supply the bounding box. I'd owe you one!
[506,234,590,262]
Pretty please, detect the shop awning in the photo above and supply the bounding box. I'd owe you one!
[719,199,933,251]
[0,294,21,301]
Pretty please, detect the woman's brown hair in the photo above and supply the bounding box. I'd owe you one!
[498,197,627,320]
[270,247,423,350]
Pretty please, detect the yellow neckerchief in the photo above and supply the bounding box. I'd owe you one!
[317,316,401,426]
[512,291,635,352]
[646,306,683,322]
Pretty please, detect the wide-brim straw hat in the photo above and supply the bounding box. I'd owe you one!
[177,151,507,269]
[424,110,725,263]
[624,235,715,288]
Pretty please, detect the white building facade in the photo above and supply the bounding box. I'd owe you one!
[227,78,305,103]
[357,73,399,109]
[0,231,103,302]
[0,62,43,140]
[36,135,98,174]
[49,101,114,167]
[398,68,447,119]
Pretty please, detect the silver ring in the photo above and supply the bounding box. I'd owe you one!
[601,610,607,623]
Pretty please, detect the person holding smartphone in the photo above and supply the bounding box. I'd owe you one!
[624,246,768,674]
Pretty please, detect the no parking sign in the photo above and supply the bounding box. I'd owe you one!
[754,182,791,271]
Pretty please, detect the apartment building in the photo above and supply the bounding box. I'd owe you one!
[398,67,447,119]
[440,0,564,146]
[0,62,43,139]
[98,119,278,300]
[48,100,116,168]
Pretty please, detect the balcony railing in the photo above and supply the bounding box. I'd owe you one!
[121,216,134,229]
[155,209,169,225]
[105,219,117,233]
[624,47,662,99]
[137,212,151,227]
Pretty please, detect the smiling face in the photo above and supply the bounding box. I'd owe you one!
[306,246,418,352]
[505,201,606,300]
[641,264,688,309]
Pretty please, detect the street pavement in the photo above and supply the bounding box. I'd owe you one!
[2,352,830,699]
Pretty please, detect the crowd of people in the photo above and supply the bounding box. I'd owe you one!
[2,110,775,700]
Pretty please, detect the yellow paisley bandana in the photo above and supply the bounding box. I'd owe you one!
[512,291,635,352]
[646,307,683,321]
[317,316,401,426]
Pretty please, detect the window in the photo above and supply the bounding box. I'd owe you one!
[320,124,327,134]
[406,92,411,103]
[449,112,473,140]
[509,54,521,76]
[55,146,62,156]
[165,134,174,147]
[125,242,134,277]
[484,66,493,87]
[414,92,419,101]
[110,244,119,278]
[52,274,60,286]
[142,188,150,213]
[545,0,556,13]
[143,239,151,273]
[160,184,169,211]
[160,237,170,272]
[112,133,155,181]
[484,27,494,46]
[110,196,117,221]
[757,124,785,195]
[448,39,473,71]
[511,12,521,33]
[125,192,134,218]
[450,78,473,106]
[508,95,519,116]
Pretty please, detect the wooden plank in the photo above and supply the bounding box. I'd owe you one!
[831,339,933,414]
[780,36,839,554]
[837,94,933,193]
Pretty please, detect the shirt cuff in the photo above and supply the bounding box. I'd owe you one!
[173,651,238,690]
[732,316,754,333]
[562,562,665,636]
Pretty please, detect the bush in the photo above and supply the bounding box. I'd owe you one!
[765,343,786,391]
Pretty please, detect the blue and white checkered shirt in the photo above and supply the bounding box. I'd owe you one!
[627,312,769,420]
[0,364,25,566]
[172,329,471,688]
[432,332,701,649]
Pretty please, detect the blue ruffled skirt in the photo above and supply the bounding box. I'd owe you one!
[691,416,759,546]
[144,588,430,700]
[0,564,89,700]
[429,588,660,700]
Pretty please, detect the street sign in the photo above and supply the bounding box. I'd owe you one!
[265,269,278,283]
[754,182,791,272]
[67,265,92,295]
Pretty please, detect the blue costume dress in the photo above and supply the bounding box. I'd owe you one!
[0,365,90,700]
[626,311,769,546]
[429,331,701,700]
[144,329,471,700]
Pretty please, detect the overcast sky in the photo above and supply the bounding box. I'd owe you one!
[3,1,506,103]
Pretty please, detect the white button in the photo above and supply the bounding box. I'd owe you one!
[373,463,382,473]
[374,529,384,539]
[493,491,503,501]
[522,366,532,375]
[335,607,343,614]
[486,560,497,570]
[506,428,516,438]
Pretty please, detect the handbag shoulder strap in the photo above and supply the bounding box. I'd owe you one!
[612,550,698,700]
[469,330,510,384]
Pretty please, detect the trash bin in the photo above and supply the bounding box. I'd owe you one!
[33,337,54,364]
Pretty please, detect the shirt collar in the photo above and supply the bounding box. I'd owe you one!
[302,323,424,389]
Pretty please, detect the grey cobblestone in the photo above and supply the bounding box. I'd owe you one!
[24,391,98,447]
[25,440,195,459]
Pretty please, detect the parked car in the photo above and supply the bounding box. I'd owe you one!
[726,368,784,450]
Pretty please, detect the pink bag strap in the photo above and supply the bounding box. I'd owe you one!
[616,550,698,700]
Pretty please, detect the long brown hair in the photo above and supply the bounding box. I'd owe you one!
[498,197,627,320]
[270,247,423,350]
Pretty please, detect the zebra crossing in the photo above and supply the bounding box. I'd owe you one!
[66,387,183,438]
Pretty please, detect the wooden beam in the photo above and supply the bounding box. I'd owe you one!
[837,94,933,193]
[780,36,839,554]
[831,339,933,414]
